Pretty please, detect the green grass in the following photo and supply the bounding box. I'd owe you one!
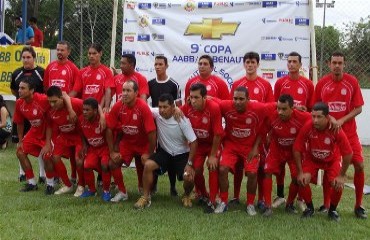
[0,144,369,240]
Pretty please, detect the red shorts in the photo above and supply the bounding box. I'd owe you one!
[347,135,363,163]
[19,133,44,157]
[303,159,341,184]
[193,145,221,170]
[220,147,259,174]
[264,149,297,177]
[84,146,110,169]
[52,135,82,158]
[119,143,149,166]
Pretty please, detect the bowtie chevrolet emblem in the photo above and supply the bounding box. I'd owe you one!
[184,18,240,40]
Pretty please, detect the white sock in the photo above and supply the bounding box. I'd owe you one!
[46,178,54,187]
[19,163,25,175]
[28,178,36,185]
[38,154,46,177]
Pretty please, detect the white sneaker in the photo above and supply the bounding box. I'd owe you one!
[54,185,74,195]
[297,199,306,212]
[73,185,85,197]
[110,191,128,203]
[246,204,257,216]
[272,197,286,208]
[214,202,228,214]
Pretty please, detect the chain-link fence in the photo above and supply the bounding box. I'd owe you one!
[3,0,370,87]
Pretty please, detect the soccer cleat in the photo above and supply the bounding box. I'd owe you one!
[228,198,240,207]
[285,204,298,214]
[204,201,216,214]
[134,196,151,210]
[54,185,74,195]
[272,197,286,208]
[257,200,266,212]
[214,202,228,214]
[102,191,111,202]
[45,185,55,195]
[38,176,46,184]
[246,204,257,216]
[80,190,96,198]
[20,183,38,192]
[197,195,209,206]
[19,174,26,182]
[110,191,128,203]
[182,195,193,208]
[170,187,178,197]
[296,199,306,212]
[354,206,368,219]
[301,207,315,218]
[262,207,273,217]
[318,205,329,213]
[328,210,340,222]
[73,186,85,197]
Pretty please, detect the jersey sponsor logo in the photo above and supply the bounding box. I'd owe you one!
[29,119,42,127]
[51,79,66,88]
[293,100,303,108]
[231,127,251,138]
[85,85,100,94]
[277,138,294,146]
[122,126,139,135]
[59,124,76,133]
[194,128,209,138]
[311,149,331,159]
[328,102,346,112]
[88,137,104,147]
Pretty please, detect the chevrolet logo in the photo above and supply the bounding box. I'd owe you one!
[184,18,240,40]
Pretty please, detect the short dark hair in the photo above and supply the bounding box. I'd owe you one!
[158,93,174,105]
[312,102,329,116]
[278,94,294,108]
[234,86,249,98]
[125,80,138,92]
[330,51,346,62]
[190,83,207,97]
[122,54,136,67]
[29,17,37,24]
[21,46,36,58]
[46,86,63,98]
[83,97,99,110]
[20,77,35,90]
[155,55,168,65]
[57,40,71,50]
[243,51,260,64]
[89,43,103,52]
[199,55,214,68]
[288,51,302,63]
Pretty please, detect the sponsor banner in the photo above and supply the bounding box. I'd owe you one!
[122,0,310,95]
[0,45,50,95]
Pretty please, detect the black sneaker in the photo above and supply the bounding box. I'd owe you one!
[257,200,266,212]
[170,187,178,197]
[20,183,38,192]
[285,204,298,214]
[204,201,215,214]
[318,205,328,213]
[45,185,55,195]
[354,206,368,219]
[328,210,340,222]
[197,196,209,206]
[228,198,240,207]
[38,176,46,184]
[302,207,314,218]
[19,174,26,182]
[262,207,273,217]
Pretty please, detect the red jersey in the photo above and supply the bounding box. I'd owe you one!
[314,73,364,138]
[231,76,274,102]
[107,98,156,147]
[31,27,43,48]
[44,60,81,93]
[112,72,149,101]
[47,98,83,139]
[294,121,352,163]
[13,93,50,139]
[73,64,114,101]
[185,75,230,100]
[220,100,266,150]
[181,100,223,146]
[274,75,314,110]
[78,114,106,148]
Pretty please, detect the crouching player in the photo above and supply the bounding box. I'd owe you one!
[294,102,352,221]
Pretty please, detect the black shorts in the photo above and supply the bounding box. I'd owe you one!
[150,147,189,181]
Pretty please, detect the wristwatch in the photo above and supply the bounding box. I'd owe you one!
[187,160,193,166]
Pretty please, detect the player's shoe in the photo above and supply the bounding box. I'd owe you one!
[296,199,306,212]
[45,185,55,195]
[354,206,368,219]
[214,202,228,214]
[246,204,257,216]
[182,195,193,208]
[204,201,216,214]
[20,183,38,192]
[102,191,111,202]
[228,198,240,207]
[196,195,209,206]
[301,207,314,218]
[170,187,178,197]
[19,174,26,182]
[328,210,340,222]
[285,204,298,214]
[54,185,73,195]
[318,205,329,213]
[262,207,273,217]
[38,176,46,184]
[73,186,85,197]
[110,191,128,203]
[134,196,151,210]
[272,197,286,208]
[257,200,266,212]
[80,190,96,198]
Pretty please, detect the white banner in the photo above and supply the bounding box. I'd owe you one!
[122,0,310,99]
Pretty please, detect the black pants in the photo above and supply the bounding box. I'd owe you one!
[11,120,30,143]
[0,128,11,145]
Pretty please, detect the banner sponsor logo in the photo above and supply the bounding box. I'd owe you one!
[139,15,149,28]
[295,18,309,26]
[278,36,294,41]
[262,18,277,24]
[214,2,234,7]
[296,0,309,7]
[277,70,289,78]
[261,53,277,61]
[124,18,137,24]
[126,2,136,9]
[198,2,213,9]
[184,18,240,40]
[138,3,152,9]
[152,33,165,41]
[295,36,309,41]
[122,50,136,55]
[277,52,288,60]
[152,17,166,25]
[262,1,278,8]
[153,2,167,9]
[184,0,196,11]
[137,34,151,41]
[278,18,293,24]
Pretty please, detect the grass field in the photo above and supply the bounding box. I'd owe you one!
[0,144,369,240]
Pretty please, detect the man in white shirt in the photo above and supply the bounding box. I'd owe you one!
[134,93,198,210]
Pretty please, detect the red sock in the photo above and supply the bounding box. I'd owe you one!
[233,166,243,199]
[84,169,96,192]
[76,166,85,186]
[24,169,35,180]
[209,170,219,204]
[286,182,299,205]
[300,185,312,203]
[257,168,264,201]
[220,191,228,203]
[111,168,126,193]
[322,173,331,208]
[69,148,77,179]
[246,193,256,206]
[54,161,72,187]
[135,157,144,189]
[354,170,365,208]
[263,177,273,207]
[330,188,343,207]
[102,171,111,192]
[195,171,207,197]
